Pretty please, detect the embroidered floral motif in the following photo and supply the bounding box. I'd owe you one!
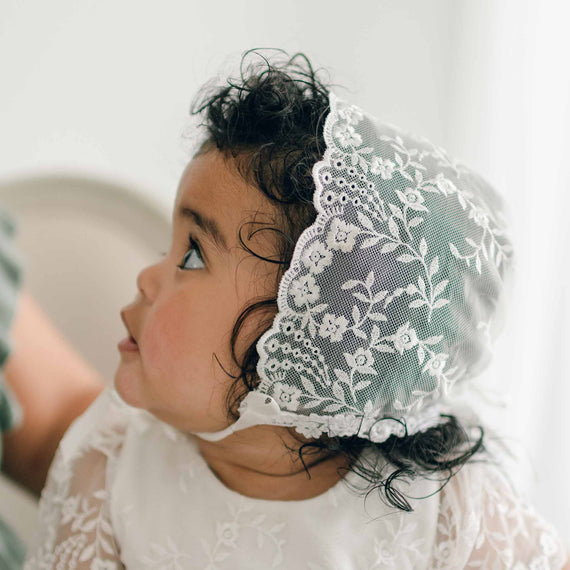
[390,322,418,355]
[326,218,360,252]
[318,313,349,342]
[334,123,362,148]
[370,156,396,179]
[423,353,448,377]
[345,347,376,374]
[397,187,428,211]
[216,522,239,548]
[290,274,321,307]
[273,382,302,411]
[302,241,333,274]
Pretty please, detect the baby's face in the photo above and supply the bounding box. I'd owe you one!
[115,149,278,433]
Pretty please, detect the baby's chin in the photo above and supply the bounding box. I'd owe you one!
[112,371,231,433]
[113,365,146,409]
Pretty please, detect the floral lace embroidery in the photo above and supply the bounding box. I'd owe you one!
[430,462,567,569]
[307,514,427,569]
[24,422,125,569]
[139,498,286,569]
[24,391,568,570]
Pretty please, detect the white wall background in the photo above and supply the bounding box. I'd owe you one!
[1,0,568,545]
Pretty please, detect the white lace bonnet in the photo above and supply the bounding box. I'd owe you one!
[196,92,515,443]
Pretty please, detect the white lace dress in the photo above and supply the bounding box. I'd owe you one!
[24,388,567,570]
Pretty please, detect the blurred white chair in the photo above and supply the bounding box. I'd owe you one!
[0,172,171,546]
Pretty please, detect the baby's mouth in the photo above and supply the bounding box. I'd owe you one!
[120,309,139,347]
[118,335,139,352]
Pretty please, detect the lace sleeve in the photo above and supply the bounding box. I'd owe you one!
[430,460,568,569]
[24,389,126,569]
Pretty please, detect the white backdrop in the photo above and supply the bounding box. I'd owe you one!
[1,0,568,542]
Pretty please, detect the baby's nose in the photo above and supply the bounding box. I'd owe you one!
[136,262,161,302]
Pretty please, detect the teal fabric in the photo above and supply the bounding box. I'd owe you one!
[0,204,26,569]
[0,520,25,570]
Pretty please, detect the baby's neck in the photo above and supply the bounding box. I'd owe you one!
[195,427,351,501]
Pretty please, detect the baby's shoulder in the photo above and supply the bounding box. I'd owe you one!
[27,388,129,567]
[431,457,567,568]
[46,386,168,501]
[59,385,187,458]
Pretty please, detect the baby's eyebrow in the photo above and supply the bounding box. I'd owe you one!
[176,205,229,252]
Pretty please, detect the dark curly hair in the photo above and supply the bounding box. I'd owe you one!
[188,48,485,512]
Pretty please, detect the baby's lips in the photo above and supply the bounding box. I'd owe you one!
[120,309,138,344]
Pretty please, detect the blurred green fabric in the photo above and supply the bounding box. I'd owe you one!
[0,204,26,569]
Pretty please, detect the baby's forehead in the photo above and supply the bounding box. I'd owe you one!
[174,150,280,252]
[176,151,237,202]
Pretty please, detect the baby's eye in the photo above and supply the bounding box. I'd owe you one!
[177,236,205,271]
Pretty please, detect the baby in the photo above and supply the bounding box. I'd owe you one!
[24,49,568,569]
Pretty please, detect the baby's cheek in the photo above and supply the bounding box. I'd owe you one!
[144,296,232,377]
[144,310,199,368]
